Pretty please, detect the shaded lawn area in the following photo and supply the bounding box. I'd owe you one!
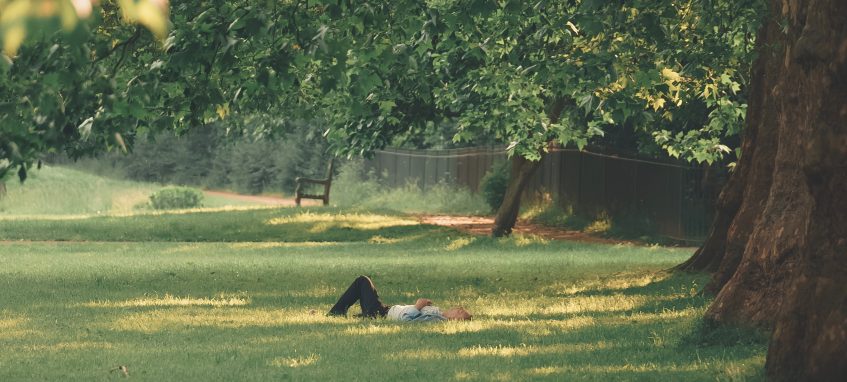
[0,209,767,381]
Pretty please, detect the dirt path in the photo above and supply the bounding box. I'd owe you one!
[203,190,320,206]
[181,190,651,246]
[417,215,637,245]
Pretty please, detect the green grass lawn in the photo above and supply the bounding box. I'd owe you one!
[0,207,766,381]
[0,166,276,218]
[0,166,159,216]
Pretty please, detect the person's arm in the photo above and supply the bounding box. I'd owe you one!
[414,298,432,311]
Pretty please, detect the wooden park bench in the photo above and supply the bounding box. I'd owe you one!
[294,159,335,206]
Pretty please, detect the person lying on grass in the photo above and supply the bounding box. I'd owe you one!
[328,275,472,321]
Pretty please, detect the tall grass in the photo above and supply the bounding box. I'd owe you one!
[0,166,278,217]
[332,160,490,215]
[0,166,158,216]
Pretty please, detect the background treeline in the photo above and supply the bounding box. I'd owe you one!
[51,124,330,196]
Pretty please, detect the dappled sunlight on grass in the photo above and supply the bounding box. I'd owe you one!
[608,307,702,325]
[422,317,596,336]
[457,342,617,358]
[522,362,712,376]
[367,232,438,244]
[266,212,419,231]
[0,315,40,340]
[541,272,673,296]
[109,308,334,333]
[228,241,339,249]
[80,294,250,308]
[19,341,114,353]
[459,344,534,357]
[247,286,338,299]
[540,294,651,315]
[446,236,476,250]
[344,324,403,336]
[521,355,764,377]
[477,293,658,317]
[161,244,205,254]
[510,234,550,246]
[269,354,320,368]
[388,341,619,361]
[386,348,450,361]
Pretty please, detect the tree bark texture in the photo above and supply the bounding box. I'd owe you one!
[685,0,846,380]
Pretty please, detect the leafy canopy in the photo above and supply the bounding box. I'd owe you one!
[0,0,764,181]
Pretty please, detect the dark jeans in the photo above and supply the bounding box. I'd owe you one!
[328,276,390,317]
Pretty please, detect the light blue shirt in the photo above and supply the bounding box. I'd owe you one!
[386,305,446,322]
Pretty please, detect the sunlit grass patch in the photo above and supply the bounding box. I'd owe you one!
[80,294,250,308]
[540,271,673,296]
[386,348,452,361]
[457,342,617,359]
[227,241,339,249]
[266,212,419,231]
[476,293,655,317]
[344,324,403,336]
[446,236,476,250]
[458,344,534,358]
[269,354,320,368]
[0,315,39,340]
[511,234,550,246]
[20,341,114,353]
[109,308,332,333]
[540,294,653,315]
[423,317,596,336]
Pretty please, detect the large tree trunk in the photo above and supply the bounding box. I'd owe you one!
[685,0,846,379]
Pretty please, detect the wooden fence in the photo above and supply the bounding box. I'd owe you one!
[366,147,716,241]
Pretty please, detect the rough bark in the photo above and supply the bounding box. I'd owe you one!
[677,18,771,279]
[687,0,846,379]
[764,1,847,379]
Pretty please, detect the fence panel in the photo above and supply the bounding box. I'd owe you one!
[365,147,710,241]
[578,153,606,216]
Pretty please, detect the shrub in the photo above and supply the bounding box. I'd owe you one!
[149,187,204,210]
[479,160,510,211]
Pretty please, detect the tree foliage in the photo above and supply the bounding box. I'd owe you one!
[1,0,764,183]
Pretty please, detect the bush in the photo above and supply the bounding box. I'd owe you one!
[149,187,204,210]
[479,160,510,211]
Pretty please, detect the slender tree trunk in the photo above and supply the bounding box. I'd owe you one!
[685,0,846,379]
[491,155,543,237]
[491,99,567,237]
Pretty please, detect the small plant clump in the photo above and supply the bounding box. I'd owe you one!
[480,160,510,212]
[149,186,204,210]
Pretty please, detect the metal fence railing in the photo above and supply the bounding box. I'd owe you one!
[366,147,717,241]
